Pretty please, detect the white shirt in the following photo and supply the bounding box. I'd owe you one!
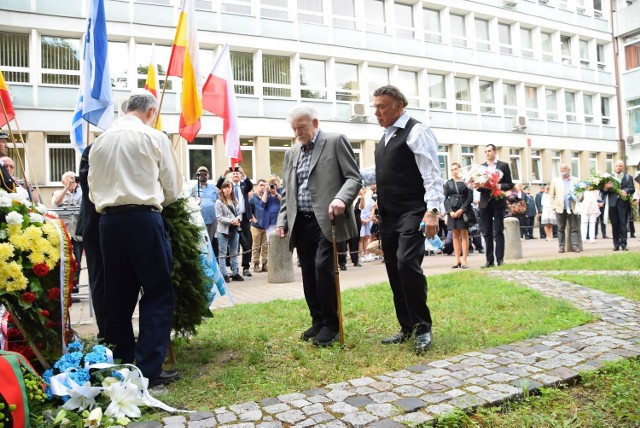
[52,187,82,207]
[88,114,183,213]
[383,112,445,211]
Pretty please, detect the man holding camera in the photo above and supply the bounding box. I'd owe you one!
[192,166,219,255]
[52,171,83,290]
[217,165,254,278]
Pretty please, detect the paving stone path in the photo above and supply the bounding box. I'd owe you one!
[134,270,640,428]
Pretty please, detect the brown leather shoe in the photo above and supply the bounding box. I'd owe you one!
[253,263,260,273]
[261,262,268,272]
[572,245,580,253]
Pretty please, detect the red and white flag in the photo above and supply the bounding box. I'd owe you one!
[202,44,241,165]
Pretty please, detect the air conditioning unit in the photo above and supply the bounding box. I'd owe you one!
[626,134,640,145]
[503,0,518,7]
[539,0,549,5]
[512,115,528,131]
[350,103,368,122]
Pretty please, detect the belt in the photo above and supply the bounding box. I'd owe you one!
[104,204,159,214]
[298,211,315,220]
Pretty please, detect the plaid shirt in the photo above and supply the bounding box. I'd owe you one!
[296,140,315,212]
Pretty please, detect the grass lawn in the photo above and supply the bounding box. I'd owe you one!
[497,251,640,271]
[551,274,640,302]
[158,270,592,411]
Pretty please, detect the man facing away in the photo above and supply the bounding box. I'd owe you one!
[372,85,444,354]
[602,160,635,251]
[276,104,361,347]
[478,144,513,268]
[88,91,183,387]
[548,163,581,253]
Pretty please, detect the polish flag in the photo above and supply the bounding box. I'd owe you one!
[144,43,163,131]
[202,44,241,165]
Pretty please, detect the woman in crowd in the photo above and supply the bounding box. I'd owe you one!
[216,180,243,282]
[540,185,556,241]
[444,162,473,269]
[359,186,376,261]
[580,188,601,244]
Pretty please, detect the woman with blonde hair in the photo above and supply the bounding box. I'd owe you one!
[444,163,473,269]
[216,180,243,282]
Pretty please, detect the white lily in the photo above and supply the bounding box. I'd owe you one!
[84,407,103,427]
[103,381,144,419]
[61,379,101,411]
[115,368,145,391]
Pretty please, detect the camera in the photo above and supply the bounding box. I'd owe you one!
[269,184,275,190]
[73,176,80,183]
[234,166,240,172]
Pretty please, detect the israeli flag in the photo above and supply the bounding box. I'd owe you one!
[70,0,113,153]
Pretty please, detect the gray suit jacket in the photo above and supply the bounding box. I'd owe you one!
[277,129,362,250]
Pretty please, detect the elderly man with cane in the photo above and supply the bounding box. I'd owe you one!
[276,104,361,347]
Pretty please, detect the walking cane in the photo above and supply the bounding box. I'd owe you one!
[330,217,345,346]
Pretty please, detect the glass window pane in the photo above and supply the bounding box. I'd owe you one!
[475,18,490,51]
[368,66,389,96]
[423,8,441,43]
[333,0,355,29]
[300,58,326,99]
[41,36,80,85]
[395,3,414,38]
[365,0,385,33]
[263,55,291,97]
[428,74,446,109]
[450,14,466,47]
[503,83,517,116]
[397,70,418,100]
[479,80,494,113]
[335,63,359,101]
[0,32,30,83]
[498,23,512,54]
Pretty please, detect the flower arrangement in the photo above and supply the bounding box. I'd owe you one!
[464,165,505,199]
[572,171,630,201]
[0,190,75,367]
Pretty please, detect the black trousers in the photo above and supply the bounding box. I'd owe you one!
[379,209,432,336]
[83,234,105,339]
[337,235,359,265]
[71,238,83,285]
[480,206,505,264]
[239,218,252,270]
[610,203,629,248]
[294,214,339,332]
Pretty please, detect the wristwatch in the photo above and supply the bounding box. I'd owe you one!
[428,208,440,216]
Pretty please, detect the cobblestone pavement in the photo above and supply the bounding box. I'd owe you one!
[129,269,640,427]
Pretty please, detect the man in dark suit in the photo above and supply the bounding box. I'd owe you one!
[276,104,361,347]
[523,186,536,239]
[603,160,635,251]
[373,85,444,354]
[217,166,254,278]
[478,144,513,268]
[534,184,545,238]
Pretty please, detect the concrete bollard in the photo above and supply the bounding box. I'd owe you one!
[268,231,294,283]
[503,217,523,260]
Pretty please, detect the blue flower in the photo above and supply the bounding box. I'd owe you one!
[67,368,91,385]
[67,341,83,353]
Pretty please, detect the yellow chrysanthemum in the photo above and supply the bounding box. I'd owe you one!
[0,242,15,262]
[28,250,46,265]
[23,225,43,241]
[7,223,22,236]
[8,231,30,251]
[0,261,28,292]
[42,223,61,246]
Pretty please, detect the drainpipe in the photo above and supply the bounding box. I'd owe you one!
[609,0,626,159]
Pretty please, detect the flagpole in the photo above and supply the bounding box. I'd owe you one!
[155,75,169,130]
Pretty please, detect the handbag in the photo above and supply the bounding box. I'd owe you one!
[452,180,476,225]
[508,199,526,215]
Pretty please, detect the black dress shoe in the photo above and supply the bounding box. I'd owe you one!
[353,262,362,267]
[497,260,504,266]
[381,331,411,345]
[243,268,252,277]
[339,263,347,271]
[621,246,629,251]
[223,275,231,282]
[414,332,432,354]
[148,370,180,387]
[312,327,339,347]
[231,273,244,281]
[300,324,323,341]
[477,249,484,254]
[613,247,620,251]
[481,262,495,269]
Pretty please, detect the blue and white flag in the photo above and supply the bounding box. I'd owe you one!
[70,0,113,153]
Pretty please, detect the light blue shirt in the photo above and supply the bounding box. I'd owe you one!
[192,182,219,225]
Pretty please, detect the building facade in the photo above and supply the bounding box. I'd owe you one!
[1,0,632,203]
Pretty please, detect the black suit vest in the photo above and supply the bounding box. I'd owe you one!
[375,117,424,216]
[0,163,16,193]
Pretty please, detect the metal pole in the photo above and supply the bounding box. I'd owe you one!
[330,217,344,346]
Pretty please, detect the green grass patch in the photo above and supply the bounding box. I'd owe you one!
[552,274,640,302]
[497,252,640,271]
[437,358,640,427]
[158,271,593,410]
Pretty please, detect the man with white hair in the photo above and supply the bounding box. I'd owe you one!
[0,132,17,193]
[603,160,635,251]
[89,91,183,386]
[52,169,83,289]
[0,156,28,200]
[276,104,361,347]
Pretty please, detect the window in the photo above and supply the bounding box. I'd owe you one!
[262,54,291,97]
[498,23,512,55]
[367,66,388,102]
[579,39,590,68]
[41,36,80,85]
[350,141,363,168]
[479,80,495,114]
[557,0,568,10]
[47,135,78,183]
[298,0,323,24]
[551,150,561,179]
[437,145,449,179]
[475,18,490,51]
[546,89,558,120]
[571,151,580,177]
[628,98,640,134]
[584,94,594,123]
[0,32,29,83]
[5,141,25,180]
[260,0,288,20]
[561,35,572,65]
[589,153,597,174]
[188,137,215,181]
[601,96,610,125]
[565,91,576,122]
[531,150,542,183]
[541,32,553,63]
[299,58,326,99]
[109,42,128,88]
[594,0,603,17]
[365,0,386,34]
[625,34,640,70]
[606,153,613,173]
[519,27,534,59]
[461,146,475,169]
[269,139,291,178]
[597,44,606,71]
[395,3,414,39]
[221,0,251,15]
[454,77,471,112]
[333,0,355,30]
[335,62,359,101]
[509,148,521,182]
[136,44,173,91]
[503,83,517,116]
[239,138,255,181]
[397,70,418,105]
[428,73,447,109]
[450,13,466,47]
[525,86,539,119]
[576,0,587,14]
[231,51,254,95]
[423,8,441,43]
